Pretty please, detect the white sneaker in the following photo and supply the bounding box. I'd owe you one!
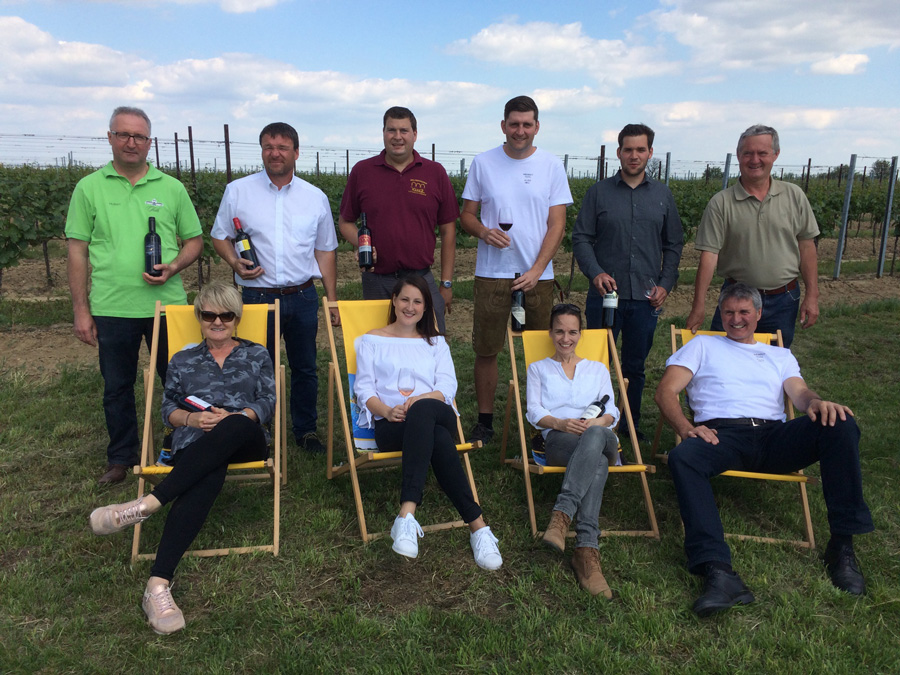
[391,513,424,558]
[142,582,185,635]
[470,526,503,571]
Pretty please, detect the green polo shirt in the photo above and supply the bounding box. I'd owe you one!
[695,178,819,290]
[65,162,202,317]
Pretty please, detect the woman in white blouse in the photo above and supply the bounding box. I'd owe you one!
[354,275,502,570]
[526,303,619,597]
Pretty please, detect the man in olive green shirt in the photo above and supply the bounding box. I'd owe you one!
[686,124,819,347]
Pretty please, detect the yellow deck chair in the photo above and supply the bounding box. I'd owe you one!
[500,328,659,539]
[323,298,482,542]
[131,299,287,562]
[650,326,816,549]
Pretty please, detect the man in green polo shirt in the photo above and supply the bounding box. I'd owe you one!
[66,106,203,485]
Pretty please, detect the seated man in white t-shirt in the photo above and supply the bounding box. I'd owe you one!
[655,283,873,617]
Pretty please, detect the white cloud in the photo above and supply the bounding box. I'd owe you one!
[810,54,869,75]
[651,0,900,73]
[62,0,287,13]
[531,87,622,114]
[449,20,679,87]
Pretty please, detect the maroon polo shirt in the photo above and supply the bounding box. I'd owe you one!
[340,150,460,274]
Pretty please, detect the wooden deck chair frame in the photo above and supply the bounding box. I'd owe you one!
[323,298,482,543]
[131,299,287,562]
[650,325,816,549]
[500,327,660,540]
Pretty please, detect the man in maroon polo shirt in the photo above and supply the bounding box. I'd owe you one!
[338,106,459,333]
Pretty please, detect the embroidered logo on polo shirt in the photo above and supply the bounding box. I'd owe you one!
[409,179,427,196]
[145,198,165,209]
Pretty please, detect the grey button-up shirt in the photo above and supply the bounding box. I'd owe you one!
[161,338,276,454]
[572,170,684,300]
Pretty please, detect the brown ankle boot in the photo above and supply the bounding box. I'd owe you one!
[571,547,612,598]
[542,510,571,552]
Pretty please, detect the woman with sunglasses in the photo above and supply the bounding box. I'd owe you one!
[88,282,275,634]
[526,303,620,598]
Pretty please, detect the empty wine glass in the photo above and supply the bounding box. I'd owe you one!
[398,368,414,400]
[642,278,663,317]
[498,206,513,251]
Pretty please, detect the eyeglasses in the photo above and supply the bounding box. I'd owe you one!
[110,131,152,145]
[199,311,237,323]
[552,303,581,313]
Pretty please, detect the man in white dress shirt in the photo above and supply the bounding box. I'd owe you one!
[212,122,338,453]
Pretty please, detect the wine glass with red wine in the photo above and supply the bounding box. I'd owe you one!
[498,206,513,251]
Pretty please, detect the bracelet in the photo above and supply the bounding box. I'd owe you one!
[186,412,193,428]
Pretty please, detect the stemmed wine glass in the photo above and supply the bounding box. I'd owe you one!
[398,368,414,400]
[642,278,663,317]
[498,206,514,252]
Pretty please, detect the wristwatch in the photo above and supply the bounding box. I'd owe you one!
[441,280,453,289]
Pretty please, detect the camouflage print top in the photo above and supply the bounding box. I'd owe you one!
[161,338,276,453]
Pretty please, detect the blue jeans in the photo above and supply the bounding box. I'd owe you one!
[668,417,873,573]
[544,426,619,548]
[586,295,658,431]
[242,286,319,440]
[94,315,169,466]
[711,281,801,347]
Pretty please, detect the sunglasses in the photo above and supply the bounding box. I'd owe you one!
[199,310,237,323]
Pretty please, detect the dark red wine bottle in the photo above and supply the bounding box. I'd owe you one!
[511,272,525,332]
[358,213,373,270]
[145,216,162,277]
[581,394,610,420]
[232,218,260,270]
[602,288,618,328]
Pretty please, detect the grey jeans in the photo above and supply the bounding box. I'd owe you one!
[545,425,619,549]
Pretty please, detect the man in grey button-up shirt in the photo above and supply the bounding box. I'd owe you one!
[573,123,684,437]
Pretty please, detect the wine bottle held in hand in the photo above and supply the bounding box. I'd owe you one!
[145,216,162,277]
[511,272,526,332]
[602,287,618,329]
[232,218,260,270]
[358,213,373,270]
[498,206,514,251]
[581,394,610,420]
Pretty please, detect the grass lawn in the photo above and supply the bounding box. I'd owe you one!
[1,300,899,673]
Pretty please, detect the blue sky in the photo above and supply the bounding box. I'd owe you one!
[1,0,899,175]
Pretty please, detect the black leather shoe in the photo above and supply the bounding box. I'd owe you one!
[824,544,866,595]
[98,464,128,485]
[297,432,325,455]
[692,568,755,617]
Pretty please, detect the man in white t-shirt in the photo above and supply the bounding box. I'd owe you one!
[655,283,872,617]
[460,95,573,444]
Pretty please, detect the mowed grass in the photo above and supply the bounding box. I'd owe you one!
[2,301,900,673]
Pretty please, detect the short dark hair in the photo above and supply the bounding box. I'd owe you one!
[383,107,417,133]
[550,303,583,330]
[259,123,299,150]
[618,123,654,149]
[504,95,539,121]
[388,275,440,343]
[718,282,762,312]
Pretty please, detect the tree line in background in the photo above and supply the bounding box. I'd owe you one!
[1,164,897,290]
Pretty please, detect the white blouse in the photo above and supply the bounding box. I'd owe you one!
[354,334,458,428]
[526,357,620,438]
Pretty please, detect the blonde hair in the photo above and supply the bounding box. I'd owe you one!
[194,282,243,323]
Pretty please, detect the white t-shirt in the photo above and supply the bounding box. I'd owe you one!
[211,171,337,288]
[462,146,573,279]
[525,357,620,438]
[666,335,802,422]
[353,334,458,428]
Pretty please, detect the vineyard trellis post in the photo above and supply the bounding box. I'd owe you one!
[224,124,233,184]
[721,153,732,191]
[832,154,857,280]
[876,156,898,278]
[174,132,181,179]
[805,158,811,192]
[665,152,671,186]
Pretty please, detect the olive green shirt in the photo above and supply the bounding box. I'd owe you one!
[695,178,819,289]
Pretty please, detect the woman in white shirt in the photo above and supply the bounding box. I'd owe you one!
[354,275,502,570]
[526,303,620,597]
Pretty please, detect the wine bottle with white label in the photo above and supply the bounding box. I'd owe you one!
[511,272,525,332]
[232,217,260,270]
[581,394,610,420]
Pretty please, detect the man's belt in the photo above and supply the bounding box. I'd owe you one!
[252,280,313,295]
[726,278,798,296]
[372,267,430,278]
[701,417,780,429]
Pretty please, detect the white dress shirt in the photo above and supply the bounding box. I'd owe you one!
[211,171,337,288]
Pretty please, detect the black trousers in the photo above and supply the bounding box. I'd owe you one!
[149,415,268,580]
[374,398,481,524]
